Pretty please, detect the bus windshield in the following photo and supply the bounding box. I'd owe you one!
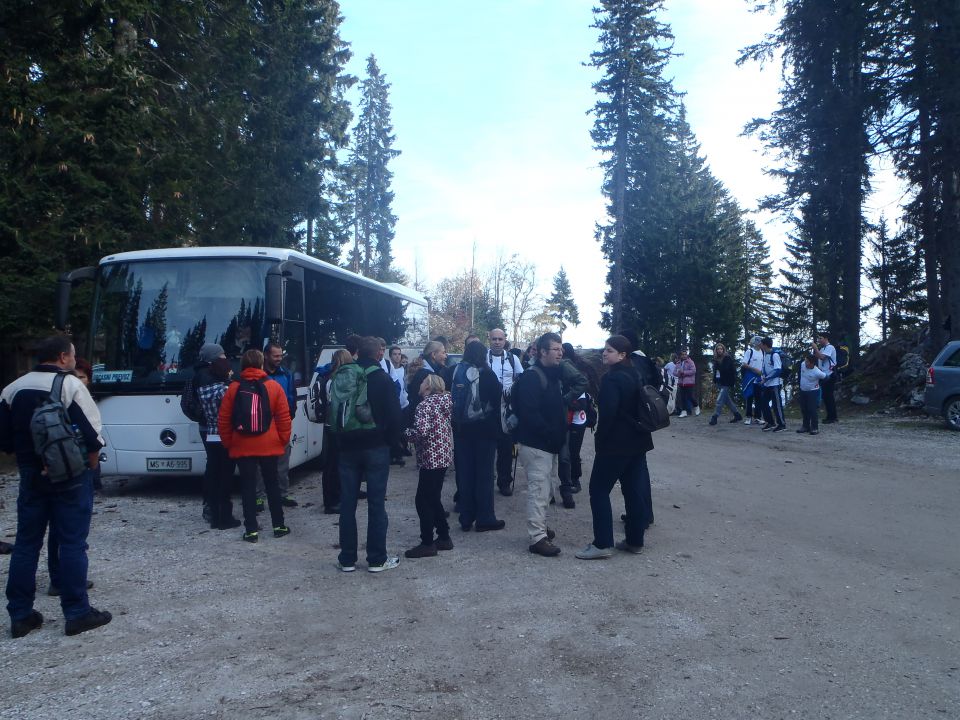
[89,258,273,389]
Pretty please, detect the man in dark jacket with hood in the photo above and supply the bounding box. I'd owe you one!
[514,333,567,557]
[336,336,402,573]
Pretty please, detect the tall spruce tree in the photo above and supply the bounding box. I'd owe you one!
[347,54,400,281]
[589,0,676,333]
[547,268,580,334]
[742,0,878,357]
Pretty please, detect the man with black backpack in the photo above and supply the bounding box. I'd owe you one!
[513,333,568,557]
[0,335,112,638]
[329,336,402,573]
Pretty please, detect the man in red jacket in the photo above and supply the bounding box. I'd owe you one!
[219,348,292,543]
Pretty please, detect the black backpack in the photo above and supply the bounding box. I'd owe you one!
[180,375,204,422]
[630,369,671,433]
[231,379,272,435]
[30,373,88,484]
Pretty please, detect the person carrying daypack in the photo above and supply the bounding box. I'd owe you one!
[759,337,787,432]
[0,335,112,638]
[814,331,839,424]
[487,328,524,496]
[333,336,402,573]
[451,340,504,534]
[218,348,291,543]
[575,335,654,561]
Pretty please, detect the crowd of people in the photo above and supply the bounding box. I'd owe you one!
[661,331,841,434]
[1,325,842,639]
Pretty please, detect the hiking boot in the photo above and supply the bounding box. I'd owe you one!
[575,544,613,560]
[368,556,400,573]
[404,543,437,559]
[11,610,43,639]
[273,525,291,538]
[561,492,576,509]
[475,520,506,532]
[709,416,718,426]
[255,498,265,513]
[242,531,259,543]
[436,537,454,551]
[281,496,298,508]
[336,561,356,573]
[678,411,688,418]
[529,538,561,557]
[615,540,644,554]
[731,413,743,423]
[65,608,112,636]
[48,580,94,597]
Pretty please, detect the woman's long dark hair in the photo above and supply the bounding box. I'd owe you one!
[564,342,600,397]
[463,339,489,368]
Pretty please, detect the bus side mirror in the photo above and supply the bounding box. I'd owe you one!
[55,266,97,330]
[265,262,289,324]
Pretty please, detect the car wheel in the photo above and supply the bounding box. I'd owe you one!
[944,396,960,431]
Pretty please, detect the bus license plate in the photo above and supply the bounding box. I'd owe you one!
[146,458,191,472]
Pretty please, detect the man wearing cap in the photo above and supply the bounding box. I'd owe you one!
[194,344,240,529]
[193,343,228,524]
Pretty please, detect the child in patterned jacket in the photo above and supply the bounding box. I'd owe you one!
[403,374,454,558]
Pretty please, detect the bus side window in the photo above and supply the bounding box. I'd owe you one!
[283,279,307,387]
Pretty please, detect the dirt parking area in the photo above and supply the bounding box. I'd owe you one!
[1,411,958,719]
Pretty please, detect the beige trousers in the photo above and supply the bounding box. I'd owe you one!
[518,444,559,543]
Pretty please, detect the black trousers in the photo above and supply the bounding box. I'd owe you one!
[415,467,450,545]
[238,456,284,534]
[821,374,838,422]
[495,429,515,488]
[321,427,341,510]
[202,439,236,527]
[568,425,586,482]
[761,385,785,427]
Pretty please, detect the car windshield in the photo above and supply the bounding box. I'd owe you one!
[89,258,273,390]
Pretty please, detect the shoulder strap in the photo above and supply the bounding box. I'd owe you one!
[529,364,548,391]
[50,373,67,403]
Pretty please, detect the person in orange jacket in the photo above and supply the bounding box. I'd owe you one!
[218,348,292,543]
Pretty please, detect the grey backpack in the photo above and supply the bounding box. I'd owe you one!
[30,373,87,484]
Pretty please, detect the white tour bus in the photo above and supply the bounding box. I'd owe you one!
[55,247,429,477]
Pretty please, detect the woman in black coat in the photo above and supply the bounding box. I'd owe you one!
[576,335,652,560]
[452,340,505,532]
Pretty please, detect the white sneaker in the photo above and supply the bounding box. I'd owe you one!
[678,411,688,418]
[575,544,613,560]
[368,556,400,573]
[744,418,752,425]
[694,406,701,416]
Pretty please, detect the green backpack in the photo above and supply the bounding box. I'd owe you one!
[327,364,378,434]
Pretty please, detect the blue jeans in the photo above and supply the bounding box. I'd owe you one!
[338,446,390,566]
[454,432,498,529]
[588,453,650,549]
[712,386,740,418]
[6,466,94,622]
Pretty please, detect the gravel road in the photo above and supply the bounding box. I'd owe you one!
[1,411,958,719]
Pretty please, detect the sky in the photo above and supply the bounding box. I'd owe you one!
[336,1,792,347]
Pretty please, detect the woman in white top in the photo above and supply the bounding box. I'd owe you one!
[797,353,827,435]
